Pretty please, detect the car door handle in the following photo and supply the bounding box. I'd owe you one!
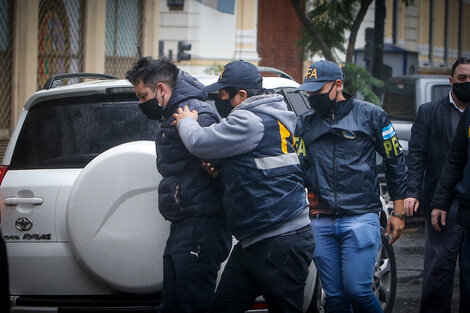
[4,197,44,206]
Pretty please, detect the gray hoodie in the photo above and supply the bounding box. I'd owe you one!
[176,94,297,159]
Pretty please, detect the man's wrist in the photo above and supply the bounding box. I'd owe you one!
[391,211,406,220]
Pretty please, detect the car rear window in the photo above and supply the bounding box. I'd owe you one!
[383,78,416,121]
[10,93,159,169]
[432,85,450,101]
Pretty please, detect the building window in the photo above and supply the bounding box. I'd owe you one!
[105,0,143,78]
[37,0,84,90]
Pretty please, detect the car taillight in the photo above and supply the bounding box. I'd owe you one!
[0,165,8,186]
[250,301,268,310]
[0,165,8,223]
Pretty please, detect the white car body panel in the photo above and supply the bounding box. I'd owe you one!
[7,242,111,295]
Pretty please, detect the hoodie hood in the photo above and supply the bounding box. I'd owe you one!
[234,94,297,133]
[164,70,207,115]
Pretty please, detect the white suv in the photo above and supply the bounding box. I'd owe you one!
[0,71,394,313]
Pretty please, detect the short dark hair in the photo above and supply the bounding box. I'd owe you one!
[223,87,266,100]
[125,57,178,90]
[451,57,470,76]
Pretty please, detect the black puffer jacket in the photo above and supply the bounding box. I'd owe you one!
[153,70,223,221]
[296,96,407,215]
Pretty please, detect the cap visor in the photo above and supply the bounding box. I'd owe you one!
[295,81,326,93]
[204,82,226,92]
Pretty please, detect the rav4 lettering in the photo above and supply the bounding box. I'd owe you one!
[22,233,52,240]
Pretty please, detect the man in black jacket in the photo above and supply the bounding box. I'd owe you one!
[405,56,470,313]
[432,106,470,312]
[126,57,231,313]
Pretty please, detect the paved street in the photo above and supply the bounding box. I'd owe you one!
[392,218,461,312]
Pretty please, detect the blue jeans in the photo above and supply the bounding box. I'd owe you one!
[311,213,382,313]
[211,226,315,313]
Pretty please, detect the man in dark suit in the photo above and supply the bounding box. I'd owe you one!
[405,56,470,313]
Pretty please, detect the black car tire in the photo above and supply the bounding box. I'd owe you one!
[375,230,397,313]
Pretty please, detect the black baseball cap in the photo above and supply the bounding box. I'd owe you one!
[296,60,344,92]
[204,60,263,92]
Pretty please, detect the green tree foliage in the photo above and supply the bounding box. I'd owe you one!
[342,63,384,105]
[204,64,225,75]
[291,0,413,105]
[298,0,357,60]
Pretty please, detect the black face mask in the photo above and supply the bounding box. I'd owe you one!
[139,97,163,120]
[453,81,470,103]
[308,83,337,115]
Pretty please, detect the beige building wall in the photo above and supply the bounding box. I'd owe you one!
[403,2,418,52]
[12,0,38,127]
[235,0,259,62]
[142,0,160,57]
[432,0,446,67]
[463,4,470,53]
[83,1,106,74]
[448,0,460,60]
[417,0,430,67]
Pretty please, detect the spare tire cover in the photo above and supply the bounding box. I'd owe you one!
[66,141,169,293]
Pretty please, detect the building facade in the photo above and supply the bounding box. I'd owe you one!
[1,0,470,159]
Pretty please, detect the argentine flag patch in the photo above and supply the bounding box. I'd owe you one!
[382,124,396,140]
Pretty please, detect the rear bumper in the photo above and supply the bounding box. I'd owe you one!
[10,296,269,313]
[10,295,160,313]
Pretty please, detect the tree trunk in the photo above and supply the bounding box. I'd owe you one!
[290,0,336,62]
[372,0,386,97]
[345,0,373,64]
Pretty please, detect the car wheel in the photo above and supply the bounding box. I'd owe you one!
[374,231,397,313]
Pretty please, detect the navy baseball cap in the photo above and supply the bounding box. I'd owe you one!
[296,60,344,92]
[204,60,263,92]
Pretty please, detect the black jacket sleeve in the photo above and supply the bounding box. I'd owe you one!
[373,110,408,200]
[431,111,468,211]
[406,104,429,199]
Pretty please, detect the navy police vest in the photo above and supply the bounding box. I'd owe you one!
[222,112,307,240]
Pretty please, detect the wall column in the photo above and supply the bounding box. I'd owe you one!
[234,0,259,62]
[142,0,160,58]
[83,0,106,73]
[11,0,38,126]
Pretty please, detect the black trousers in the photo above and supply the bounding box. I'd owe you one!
[0,229,10,313]
[158,216,231,313]
[420,201,466,313]
[211,226,315,313]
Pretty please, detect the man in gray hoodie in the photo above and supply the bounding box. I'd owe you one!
[173,60,314,313]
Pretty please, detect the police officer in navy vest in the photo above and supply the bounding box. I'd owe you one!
[296,60,407,313]
[431,58,470,313]
[173,60,315,313]
[126,57,231,313]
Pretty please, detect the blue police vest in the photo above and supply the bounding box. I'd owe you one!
[221,112,307,240]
